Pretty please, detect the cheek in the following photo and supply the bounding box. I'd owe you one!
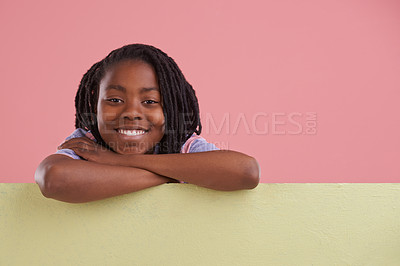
[149,110,165,128]
[97,105,119,126]
[159,114,165,132]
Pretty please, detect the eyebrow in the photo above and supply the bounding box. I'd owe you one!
[105,85,159,93]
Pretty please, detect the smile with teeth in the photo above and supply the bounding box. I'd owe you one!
[117,129,147,136]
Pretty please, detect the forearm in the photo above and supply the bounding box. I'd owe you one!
[35,155,171,203]
[117,150,260,191]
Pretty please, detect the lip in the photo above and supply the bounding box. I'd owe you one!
[116,126,149,131]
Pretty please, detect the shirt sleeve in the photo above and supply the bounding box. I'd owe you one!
[180,134,220,153]
[188,138,219,153]
[54,128,92,160]
[55,148,82,160]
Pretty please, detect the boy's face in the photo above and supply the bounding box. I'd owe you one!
[97,60,165,154]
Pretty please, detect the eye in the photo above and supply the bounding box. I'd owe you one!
[106,98,123,103]
[143,100,158,104]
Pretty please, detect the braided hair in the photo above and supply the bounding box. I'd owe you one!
[74,44,202,154]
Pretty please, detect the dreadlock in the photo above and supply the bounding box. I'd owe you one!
[74,44,202,154]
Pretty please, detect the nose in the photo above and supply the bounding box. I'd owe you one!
[121,100,143,120]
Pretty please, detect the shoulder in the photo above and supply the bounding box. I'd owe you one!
[54,128,95,160]
[180,133,220,153]
[64,128,95,141]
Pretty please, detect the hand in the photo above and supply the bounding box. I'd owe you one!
[58,137,121,166]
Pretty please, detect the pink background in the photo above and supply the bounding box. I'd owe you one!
[1,0,399,183]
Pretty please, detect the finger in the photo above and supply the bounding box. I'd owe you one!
[59,141,95,151]
[58,137,96,149]
[70,147,91,160]
[59,137,96,148]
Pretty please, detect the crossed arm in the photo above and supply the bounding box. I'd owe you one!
[35,137,260,203]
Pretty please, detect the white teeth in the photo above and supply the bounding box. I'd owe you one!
[118,129,146,136]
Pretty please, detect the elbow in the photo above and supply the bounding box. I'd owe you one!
[34,156,87,204]
[241,156,260,189]
[35,163,62,199]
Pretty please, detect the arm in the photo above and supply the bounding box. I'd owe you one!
[58,137,260,191]
[59,137,260,191]
[35,154,176,203]
[116,150,260,191]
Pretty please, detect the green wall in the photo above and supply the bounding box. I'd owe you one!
[1,183,399,265]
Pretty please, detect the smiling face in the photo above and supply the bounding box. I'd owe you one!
[97,60,165,154]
